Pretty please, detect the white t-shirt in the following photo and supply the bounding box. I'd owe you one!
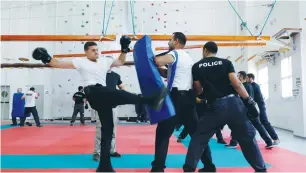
[24,91,38,107]
[167,49,194,90]
[72,56,115,86]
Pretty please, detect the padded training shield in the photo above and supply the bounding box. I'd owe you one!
[133,35,175,124]
[11,93,28,118]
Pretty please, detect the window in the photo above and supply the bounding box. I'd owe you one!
[258,66,269,100]
[281,56,293,98]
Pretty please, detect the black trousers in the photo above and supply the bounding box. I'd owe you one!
[178,103,206,139]
[152,88,215,169]
[184,96,266,172]
[84,84,147,170]
[71,104,85,124]
[230,117,273,145]
[20,106,41,126]
[258,105,279,140]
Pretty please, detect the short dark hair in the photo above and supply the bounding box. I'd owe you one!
[30,87,35,91]
[78,86,83,91]
[203,41,218,54]
[84,42,97,50]
[238,71,247,80]
[173,32,187,46]
[247,73,255,80]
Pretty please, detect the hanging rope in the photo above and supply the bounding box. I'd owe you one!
[101,0,106,36]
[130,0,137,39]
[100,0,115,41]
[258,0,276,39]
[228,0,253,36]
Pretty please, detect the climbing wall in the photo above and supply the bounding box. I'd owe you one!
[1,0,246,119]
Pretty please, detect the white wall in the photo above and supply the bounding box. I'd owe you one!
[1,1,248,120]
[242,1,306,137]
[1,0,304,136]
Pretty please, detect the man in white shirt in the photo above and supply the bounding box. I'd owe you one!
[20,87,42,127]
[151,32,216,172]
[31,35,168,172]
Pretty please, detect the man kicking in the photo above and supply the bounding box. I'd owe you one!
[93,69,124,161]
[32,36,168,172]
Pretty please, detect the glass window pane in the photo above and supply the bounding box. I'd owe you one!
[260,83,269,100]
[281,77,293,98]
[281,58,288,77]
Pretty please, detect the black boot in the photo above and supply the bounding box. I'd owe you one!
[198,166,216,172]
[183,164,196,172]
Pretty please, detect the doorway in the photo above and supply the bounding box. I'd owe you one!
[1,85,10,120]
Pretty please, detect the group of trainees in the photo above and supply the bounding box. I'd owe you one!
[32,32,276,172]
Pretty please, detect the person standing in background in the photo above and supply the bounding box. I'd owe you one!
[226,71,274,149]
[93,69,124,161]
[70,86,88,126]
[11,88,31,126]
[20,87,42,128]
[247,73,280,145]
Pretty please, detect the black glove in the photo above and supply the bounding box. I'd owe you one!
[243,97,260,120]
[120,35,131,53]
[85,104,88,109]
[32,47,52,64]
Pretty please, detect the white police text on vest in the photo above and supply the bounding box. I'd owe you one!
[199,61,223,68]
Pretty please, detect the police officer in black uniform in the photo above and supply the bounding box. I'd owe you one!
[70,86,88,126]
[183,42,267,172]
[226,71,274,149]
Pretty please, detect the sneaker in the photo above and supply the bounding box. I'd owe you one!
[37,125,43,128]
[217,139,227,144]
[265,143,273,149]
[110,152,121,157]
[26,122,33,126]
[70,123,73,126]
[273,139,280,145]
[225,142,238,148]
[93,153,99,161]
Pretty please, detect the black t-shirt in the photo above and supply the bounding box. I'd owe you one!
[192,57,236,100]
[106,71,122,89]
[73,91,86,104]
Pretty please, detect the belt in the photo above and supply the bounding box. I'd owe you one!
[172,87,191,92]
[216,94,236,100]
[205,94,236,104]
